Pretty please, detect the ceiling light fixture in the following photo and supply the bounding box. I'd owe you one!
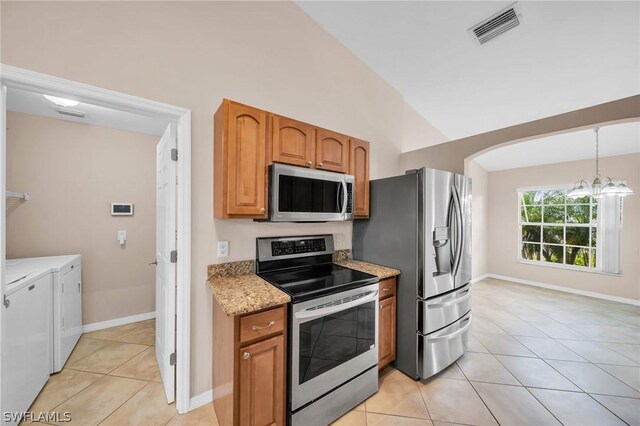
[567,128,634,199]
[43,94,80,107]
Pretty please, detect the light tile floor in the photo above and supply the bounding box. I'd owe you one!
[23,319,218,426]
[333,277,640,426]
[25,277,640,425]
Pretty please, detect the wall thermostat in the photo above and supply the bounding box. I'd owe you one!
[111,203,134,216]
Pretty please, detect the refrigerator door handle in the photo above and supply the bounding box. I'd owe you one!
[451,186,464,279]
[447,193,456,269]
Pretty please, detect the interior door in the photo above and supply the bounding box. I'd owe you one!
[156,123,177,403]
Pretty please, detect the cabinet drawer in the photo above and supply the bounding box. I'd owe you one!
[240,306,285,344]
[378,278,396,300]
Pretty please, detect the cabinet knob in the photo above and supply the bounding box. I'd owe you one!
[318,163,323,167]
[380,305,382,309]
[243,352,250,360]
[307,160,312,165]
[260,207,266,214]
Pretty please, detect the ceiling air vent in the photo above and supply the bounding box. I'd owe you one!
[53,107,86,119]
[469,3,522,45]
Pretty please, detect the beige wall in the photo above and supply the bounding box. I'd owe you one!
[487,154,640,301]
[6,111,158,324]
[0,1,446,396]
[467,160,489,279]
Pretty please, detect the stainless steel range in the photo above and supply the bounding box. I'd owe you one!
[256,235,379,426]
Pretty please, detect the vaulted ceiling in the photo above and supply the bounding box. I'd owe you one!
[298,1,640,151]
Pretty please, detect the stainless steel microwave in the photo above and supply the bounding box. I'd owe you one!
[267,164,354,222]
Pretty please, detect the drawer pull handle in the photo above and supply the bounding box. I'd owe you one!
[307,160,312,165]
[28,285,35,291]
[382,288,391,292]
[318,163,323,167]
[243,352,250,360]
[252,321,275,331]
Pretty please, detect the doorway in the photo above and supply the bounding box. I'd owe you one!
[0,65,192,414]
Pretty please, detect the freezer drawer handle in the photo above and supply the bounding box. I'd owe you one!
[427,289,471,309]
[428,316,472,341]
[3,295,9,308]
[28,284,35,291]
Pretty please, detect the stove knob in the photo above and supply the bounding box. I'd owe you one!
[286,248,293,254]
[273,249,281,255]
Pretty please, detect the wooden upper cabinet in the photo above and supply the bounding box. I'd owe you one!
[214,99,372,220]
[315,129,349,173]
[349,138,370,218]
[214,100,268,219]
[239,334,285,426]
[271,115,314,168]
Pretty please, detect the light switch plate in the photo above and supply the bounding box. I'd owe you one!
[334,233,344,249]
[217,241,229,258]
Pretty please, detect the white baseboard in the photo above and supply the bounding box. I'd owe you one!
[82,311,156,333]
[189,389,213,412]
[486,273,640,306]
[471,273,490,283]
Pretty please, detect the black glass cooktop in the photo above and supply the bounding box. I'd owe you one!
[258,264,378,302]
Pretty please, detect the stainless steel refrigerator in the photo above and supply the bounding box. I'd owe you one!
[353,168,472,380]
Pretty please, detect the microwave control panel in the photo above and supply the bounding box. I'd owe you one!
[271,238,326,256]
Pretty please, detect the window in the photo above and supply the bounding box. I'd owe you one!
[519,188,598,269]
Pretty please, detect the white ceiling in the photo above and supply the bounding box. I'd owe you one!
[7,87,169,136]
[297,1,640,150]
[474,121,640,171]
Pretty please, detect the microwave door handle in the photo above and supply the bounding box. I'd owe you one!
[336,181,342,213]
[341,180,348,214]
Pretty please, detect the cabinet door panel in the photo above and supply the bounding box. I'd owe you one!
[271,115,314,167]
[316,129,349,173]
[227,102,268,217]
[239,335,285,426]
[349,138,370,218]
[378,296,396,369]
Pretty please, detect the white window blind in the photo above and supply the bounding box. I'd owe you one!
[598,195,623,274]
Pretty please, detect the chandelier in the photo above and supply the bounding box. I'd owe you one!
[567,128,634,199]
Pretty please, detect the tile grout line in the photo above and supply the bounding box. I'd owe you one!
[96,380,158,426]
[37,321,158,425]
[474,349,566,425]
[453,358,502,426]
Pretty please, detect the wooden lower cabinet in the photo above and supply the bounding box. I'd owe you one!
[213,302,287,426]
[239,335,285,426]
[378,277,397,370]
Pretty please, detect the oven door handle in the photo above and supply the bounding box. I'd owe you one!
[294,290,379,320]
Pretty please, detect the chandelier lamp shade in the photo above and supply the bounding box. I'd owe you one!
[567,128,634,199]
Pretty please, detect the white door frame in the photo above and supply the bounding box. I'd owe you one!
[0,65,192,414]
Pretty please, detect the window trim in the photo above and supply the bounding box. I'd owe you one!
[516,185,601,273]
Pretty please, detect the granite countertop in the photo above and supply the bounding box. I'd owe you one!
[207,260,290,317]
[333,250,400,279]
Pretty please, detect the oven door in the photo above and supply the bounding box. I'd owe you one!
[291,283,378,411]
[271,163,354,222]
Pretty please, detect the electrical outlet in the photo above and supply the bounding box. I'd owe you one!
[334,233,344,249]
[217,241,229,258]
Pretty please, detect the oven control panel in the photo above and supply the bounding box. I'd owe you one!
[271,238,326,256]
